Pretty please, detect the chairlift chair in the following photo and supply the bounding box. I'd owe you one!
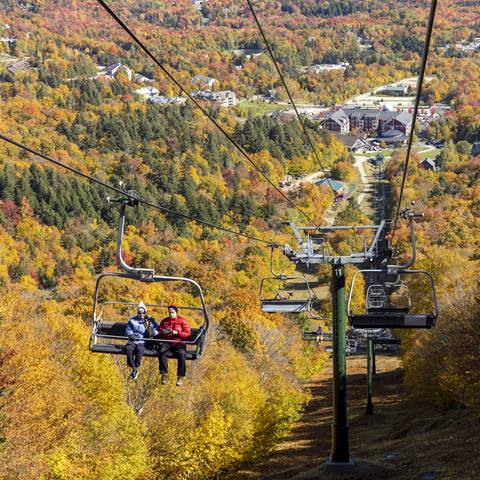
[348,207,438,329]
[301,302,331,341]
[89,197,209,361]
[259,275,314,313]
[259,245,315,313]
[348,269,438,329]
[302,318,327,342]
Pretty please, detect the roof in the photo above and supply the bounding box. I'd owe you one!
[380,84,408,91]
[331,132,368,148]
[379,110,397,121]
[381,128,405,138]
[324,109,349,124]
[394,111,413,126]
[135,87,159,96]
[105,63,122,74]
[343,108,381,119]
[420,158,437,169]
[315,178,345,192]
[192,74,216,84]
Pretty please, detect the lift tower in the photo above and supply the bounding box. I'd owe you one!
[283,220,387,471]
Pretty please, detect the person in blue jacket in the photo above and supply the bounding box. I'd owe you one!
[125,302,158,380]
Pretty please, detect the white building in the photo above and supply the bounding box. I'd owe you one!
[299,63,349,74]
[377,84,409,96]
[149,96,187,105]
[135,86,160,99]
[94,63,133,81]
[232,48,264,59]
[192,74,217,89]
[446,38,480,53]
[105,63,133,80]
[192,0,208,9]
[191,90,237,107]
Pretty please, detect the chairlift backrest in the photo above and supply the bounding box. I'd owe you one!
[366,283,411,313]
[366,285,388,309]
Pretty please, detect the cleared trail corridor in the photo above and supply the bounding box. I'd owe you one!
[229,355,480,480]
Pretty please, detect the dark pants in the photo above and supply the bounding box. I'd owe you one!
[158,343,187,377]
[125,342,145,369]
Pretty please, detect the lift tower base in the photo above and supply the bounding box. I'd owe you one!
[325,457,357,473]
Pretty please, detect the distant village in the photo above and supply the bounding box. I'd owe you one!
[442,38,480,54]
[0,18,454,155]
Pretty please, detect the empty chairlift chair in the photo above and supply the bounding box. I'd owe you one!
[347,269,438,329]
[260,275,314,313]
[89,197,209,360]
[302,303,331,341]
[259,245,315,314]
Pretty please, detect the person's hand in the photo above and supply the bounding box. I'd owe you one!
[172,330,178,335]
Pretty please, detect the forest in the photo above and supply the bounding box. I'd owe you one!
[0,0,479,478]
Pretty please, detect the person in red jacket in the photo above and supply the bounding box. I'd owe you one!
[157,305,191,386]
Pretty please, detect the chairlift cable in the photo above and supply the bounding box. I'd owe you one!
[94,0,315,225]
[391,0,438,241]
[0,133,276,246]
[246,0,343,211]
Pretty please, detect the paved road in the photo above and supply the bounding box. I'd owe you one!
[353,155,370,205]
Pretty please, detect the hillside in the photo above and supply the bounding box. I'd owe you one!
[232,355,480,480]
[0,0,479,479]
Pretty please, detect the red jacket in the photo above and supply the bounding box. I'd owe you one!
[157,315,191,345]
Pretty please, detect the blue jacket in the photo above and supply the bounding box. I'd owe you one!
[126,315,159,344]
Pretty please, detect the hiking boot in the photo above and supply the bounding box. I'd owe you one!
[130,369,139,381]
[161,374,168,385]
[176,377,183,387]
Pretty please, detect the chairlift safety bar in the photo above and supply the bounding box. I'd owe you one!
[93,329,204,345]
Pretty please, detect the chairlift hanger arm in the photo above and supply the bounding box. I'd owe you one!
[115,200,155,279]
[289,222,304,245]
[269,244,286,278]
[388,208,423,271]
